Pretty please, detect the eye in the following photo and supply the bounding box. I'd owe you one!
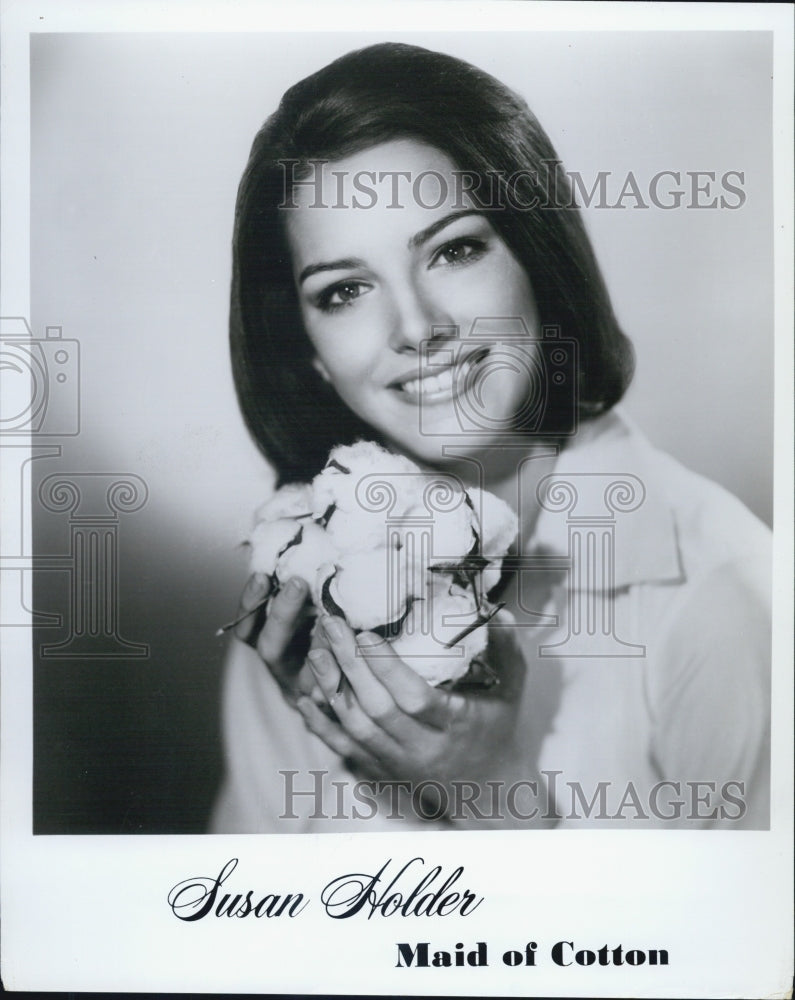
[316,280,371,313]
[430,237,487,268]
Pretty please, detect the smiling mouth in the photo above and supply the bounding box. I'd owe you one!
[393,348,490,403]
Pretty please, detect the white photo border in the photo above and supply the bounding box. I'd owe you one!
[1,2,792,996]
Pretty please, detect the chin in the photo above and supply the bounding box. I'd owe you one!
[384,433,493,473]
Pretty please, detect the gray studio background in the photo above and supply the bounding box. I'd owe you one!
[30,31,773,832]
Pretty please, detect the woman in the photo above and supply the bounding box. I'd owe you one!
[210,43,770,832]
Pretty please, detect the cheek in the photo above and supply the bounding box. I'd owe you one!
[496,269,538,325]
[449,259,537,332]
[313,336,373,387]
[303,311,379,386]
[306,328,386,405]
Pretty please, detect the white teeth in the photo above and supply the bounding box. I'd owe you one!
[397,353,482,400]
[401,367,454,398]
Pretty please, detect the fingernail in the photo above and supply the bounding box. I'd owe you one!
[308,649,328,673]
[295,696,310,713]
[322,617,343,641]
[286,578,305,597]
[253,572,269,588]
[356,631,383,648]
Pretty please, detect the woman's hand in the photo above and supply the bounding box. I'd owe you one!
[232,573,320,704]
[294,614,527,795]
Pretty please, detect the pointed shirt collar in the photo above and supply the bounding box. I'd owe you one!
[527,409,685,590]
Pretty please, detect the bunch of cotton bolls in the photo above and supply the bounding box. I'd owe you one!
[246,441,518,686]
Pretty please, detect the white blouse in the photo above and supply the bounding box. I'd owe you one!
[210,411,771,832]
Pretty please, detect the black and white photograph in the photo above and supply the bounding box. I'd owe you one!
[1,2,792,995]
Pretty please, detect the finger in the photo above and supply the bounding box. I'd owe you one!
[231,573,272,642]
[296,662,322,698]
[256,577,309,666]
[355,631,464,729]
[318,618,407,731]
[306,645,343,701]
[306,646,399,758]
[295,696,381,772]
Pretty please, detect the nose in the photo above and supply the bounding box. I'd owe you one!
[386,277,454,354]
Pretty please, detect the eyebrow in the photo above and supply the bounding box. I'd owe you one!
[297,209,485,285]
[408,209,485,250]
[299,257,367,285]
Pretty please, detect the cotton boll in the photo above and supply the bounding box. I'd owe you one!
[312,441,422,518]
[400,497,474,564]
[425,578,489,663]
[327,548,412,630]
[325,504,398,553]
[390,586,488,686]
[277,522,341,597]
[255,483,314,523]
[328,440,419,479]
[481,559,504,597]
[311,468,351,520]
[249,518,304,576]
[245,446,511,689]
[466,487,518,557]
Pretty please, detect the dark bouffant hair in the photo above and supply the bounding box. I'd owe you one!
[230,42,634,483]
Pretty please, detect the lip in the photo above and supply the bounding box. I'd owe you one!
[388,347,489,403]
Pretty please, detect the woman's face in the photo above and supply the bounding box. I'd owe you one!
[284,139,541,468]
